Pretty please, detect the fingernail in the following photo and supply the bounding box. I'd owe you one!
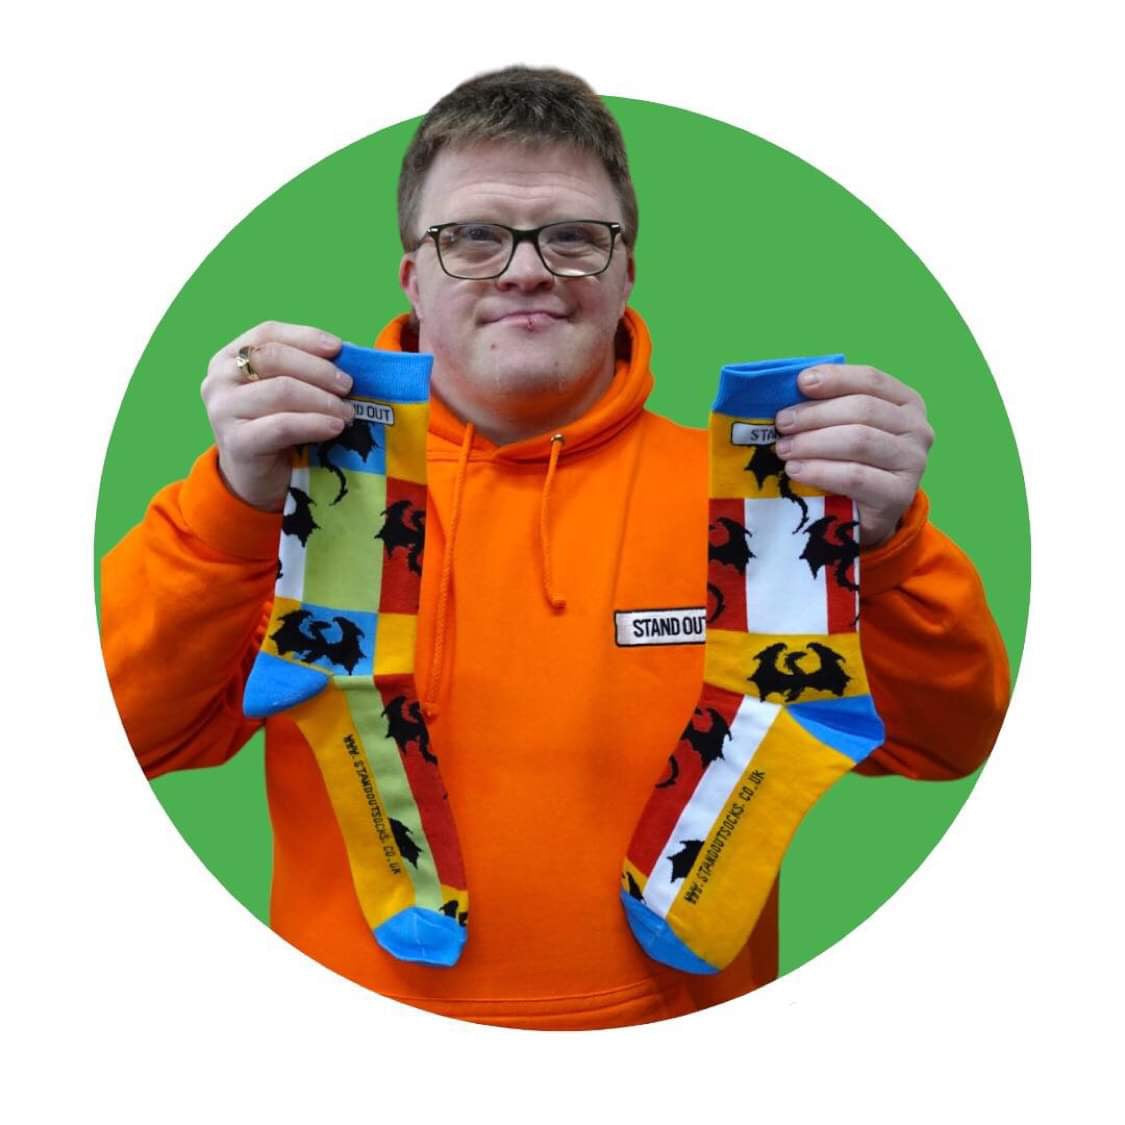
[776,408,795,429]
[320,332,341,351]
[329,416,346,432]
[776,438,793,455]
[786,460,804,476]
[336,370,353,393]
[799,368,821,388]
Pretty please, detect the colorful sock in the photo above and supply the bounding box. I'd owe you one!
[243,344,468,967]
[621,354,886,974]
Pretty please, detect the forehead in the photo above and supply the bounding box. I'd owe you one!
[417,140,620,223]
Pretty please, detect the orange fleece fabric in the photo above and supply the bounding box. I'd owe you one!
[100,307,1010,1029]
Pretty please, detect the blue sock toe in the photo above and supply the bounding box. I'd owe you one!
[620,892,719,975]
[374,907,467,967]
[243,651,330,718]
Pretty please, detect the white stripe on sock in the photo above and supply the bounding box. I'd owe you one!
[745,496,827,635]
[645,696,780,918]
[276,466,310,602]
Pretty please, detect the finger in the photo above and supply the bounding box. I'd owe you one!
[776,424,925,474]
[227,411,349,459]
[796,364,922,408]
[229,375,357,425]
[784,457,913,515]
[776,394,918,436]
[227,320,342,361]
[228,340,353,397]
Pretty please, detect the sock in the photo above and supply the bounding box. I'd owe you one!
[243,344,468,967]
[621,354,886,974]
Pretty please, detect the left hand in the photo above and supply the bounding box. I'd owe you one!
[774,364,934,548]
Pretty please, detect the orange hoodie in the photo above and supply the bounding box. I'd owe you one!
[100,307,1010,1029]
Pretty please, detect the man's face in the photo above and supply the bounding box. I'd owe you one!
[399,141,635,434]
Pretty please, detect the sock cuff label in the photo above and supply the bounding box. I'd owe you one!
[615,607,707,647]
[350,398,396,426]
[730,422,778,446]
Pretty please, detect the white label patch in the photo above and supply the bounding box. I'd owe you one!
[351,399,396,425]
[731,421,777,446]
[615,607,707,647]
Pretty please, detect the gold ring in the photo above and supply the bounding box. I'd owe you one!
[236,345,260,382]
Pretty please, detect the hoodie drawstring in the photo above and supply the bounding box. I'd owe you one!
[539,433,567,611]
[423,424,568,719]
[423,421,474,720]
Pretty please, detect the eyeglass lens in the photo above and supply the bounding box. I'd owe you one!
[436,222,614,278]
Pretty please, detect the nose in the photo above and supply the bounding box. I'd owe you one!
[498,238,554,289]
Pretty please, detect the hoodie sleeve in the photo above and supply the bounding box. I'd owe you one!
[853,490,1011,780]
[100,447,281,779]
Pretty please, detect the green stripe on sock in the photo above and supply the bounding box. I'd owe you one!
[344,681,444,910]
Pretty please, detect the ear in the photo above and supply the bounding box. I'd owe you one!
[399,253,421,319]
[619,251,636,315]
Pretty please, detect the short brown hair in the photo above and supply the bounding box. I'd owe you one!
[397,65,638,251]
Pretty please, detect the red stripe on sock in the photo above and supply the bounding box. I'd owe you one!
[825,494,860,633]
[627,682,745,879]
[707,499,749,631]
[379,478,428,615]
[375,675,467,891]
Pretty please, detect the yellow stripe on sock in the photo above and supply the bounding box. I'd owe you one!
[709,415,827,500]
[705,629,870,702]
[666,709,855,968]
[373,613,417,677]
[290,684,414,929]
[386,401,429,485]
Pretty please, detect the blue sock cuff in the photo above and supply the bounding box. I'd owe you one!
[713,354,845,418]
[335,344,433,403]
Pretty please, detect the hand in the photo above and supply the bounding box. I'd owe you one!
[774,364,934,548]
[200,321,354,511]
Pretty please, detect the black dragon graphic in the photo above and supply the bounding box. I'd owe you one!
[800,514,860,591]
[655,706,733,788]
[707,515,754,625]
[441,899,469,927]
[315,418,381,505]
[270,609,366,674]
[375,499,426,576]
[390,818,423,868]
[668,839,703,882]
[383,694,436,764]
[623,870,645,901]
[281,486,319,546]
[744,442,809,532]
[748,641,850,702]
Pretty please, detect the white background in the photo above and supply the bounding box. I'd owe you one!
[4,1,1122,1120]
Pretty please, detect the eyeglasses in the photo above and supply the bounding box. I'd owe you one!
[415,220,623,280]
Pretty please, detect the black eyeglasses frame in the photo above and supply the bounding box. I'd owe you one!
[415,220,624,280]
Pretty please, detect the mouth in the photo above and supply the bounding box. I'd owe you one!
[487,310,568,328]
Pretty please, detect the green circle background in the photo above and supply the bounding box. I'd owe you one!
[94,98,1029,984]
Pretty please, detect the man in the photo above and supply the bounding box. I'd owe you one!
[101,66,1009,1029]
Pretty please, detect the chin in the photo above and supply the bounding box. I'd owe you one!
[486,357,585,398]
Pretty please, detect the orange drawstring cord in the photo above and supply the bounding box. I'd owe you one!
[539,433,567,612]
[422,422,474,720]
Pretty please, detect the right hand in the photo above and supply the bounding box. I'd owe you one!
[201,321,355,511]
